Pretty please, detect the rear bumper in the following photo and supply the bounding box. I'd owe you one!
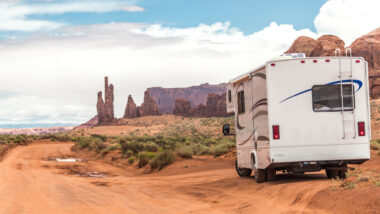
[270,143,370,164]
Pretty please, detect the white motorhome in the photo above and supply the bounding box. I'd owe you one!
[223,49,371,183]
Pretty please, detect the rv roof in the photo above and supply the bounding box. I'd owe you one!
[229,55,347,84]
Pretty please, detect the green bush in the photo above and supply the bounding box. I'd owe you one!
[128,157,135,164]
[138,152,150,168]
[145,152,157,160]
[151,151,175,170]
[211,142,235,157]
[90,134,108,142]
[126,149,134,158]
[177,146,193,158]
[191,143,211,155]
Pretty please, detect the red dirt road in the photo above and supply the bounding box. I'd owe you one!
[0,142,378,214]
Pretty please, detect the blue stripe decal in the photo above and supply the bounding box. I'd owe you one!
[280,79,363,103]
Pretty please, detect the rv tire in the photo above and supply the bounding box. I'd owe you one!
[325,169,339,179]
[254,169,266,183]
[235,159,252,177]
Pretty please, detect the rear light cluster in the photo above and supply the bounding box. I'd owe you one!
[272,125,280,140]
[299,59,360,63]
[358,122,365,136]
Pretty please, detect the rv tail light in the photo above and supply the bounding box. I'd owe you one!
[356,60,360,63]
[300,60,305,64]
[313,60,318,63]
[358,122,365,136]
[272,125,280,140]
[271,63,276,67]
[325,59,330,62]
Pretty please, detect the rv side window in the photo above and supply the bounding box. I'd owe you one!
[228,90,232,103]
[312,84,355,112]
[237,91,245,114]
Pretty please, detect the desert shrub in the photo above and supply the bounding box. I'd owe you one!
[143,141,159,152]
[138,152,149,168]
[41,134,72,142]
[125,149,134,158]
[370,141,380,150]
[76,137,102,150]
[90,134,107,142]
[145,152,157,160]
[151,151,175,170]
[94,140,107,153]
[177,146,193,158]
[128,157,135,164]
[120,140,141,154]
[211,142,235,157]
[191,143,211,155]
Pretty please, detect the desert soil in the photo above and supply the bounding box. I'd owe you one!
[0,142,379,214]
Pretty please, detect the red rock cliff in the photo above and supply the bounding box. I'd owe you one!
[97,77,115,125]
[148,83,227,113]
[350,27,380,97]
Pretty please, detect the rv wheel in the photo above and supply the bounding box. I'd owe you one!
[235,159,252,177]
[254,169,266,183]
[325,169,339,179]
[338,168,347,179]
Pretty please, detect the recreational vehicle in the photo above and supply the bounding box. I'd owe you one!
[223,49,371,183]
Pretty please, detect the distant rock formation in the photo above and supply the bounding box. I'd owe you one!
[123,90,160,118]
[124,95,138,118]
[286,35,345,57]
[148,83,227,114]
[205,93,228,117]
[0,127,73,135]
[173,93,230,117]
[97,77,115,125]
[350,27,380,97]
[173,98,192,116]
[75,116,98,130]
[141,90,160,116]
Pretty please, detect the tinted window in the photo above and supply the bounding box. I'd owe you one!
[238,91,245,114]
[312,84,354,112]
[228,90,232,103]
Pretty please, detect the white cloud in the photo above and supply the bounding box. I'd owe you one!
[123,5,144,12]
[314,0,380,45]
[0,0,144,32]
[0,21,318,125]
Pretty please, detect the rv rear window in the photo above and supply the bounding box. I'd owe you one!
[237,91,245,114]
[312,84,355,112]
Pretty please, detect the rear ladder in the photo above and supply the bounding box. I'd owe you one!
[336,48,356,139]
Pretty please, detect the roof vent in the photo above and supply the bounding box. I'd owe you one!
[280,53,306,59]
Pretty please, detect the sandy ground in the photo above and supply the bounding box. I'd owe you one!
[0,142,379,214]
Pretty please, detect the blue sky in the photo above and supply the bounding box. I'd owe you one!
[0,0,379,127]
[24,0,327,34]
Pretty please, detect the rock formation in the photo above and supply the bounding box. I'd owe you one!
[123,90,160,118]
[173,93,230,117]
[148,83,227,113]
[285,36,318,57]
[205,93,228,117]
[173,98,192,116]
[286,35,345,57]
[124,95,138,118]
[311,35,345,57]
[141,90,160,116]
[350,27,380,97]
[97,77,115,125]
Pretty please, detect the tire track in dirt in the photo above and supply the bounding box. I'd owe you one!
[0,142,377,214]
